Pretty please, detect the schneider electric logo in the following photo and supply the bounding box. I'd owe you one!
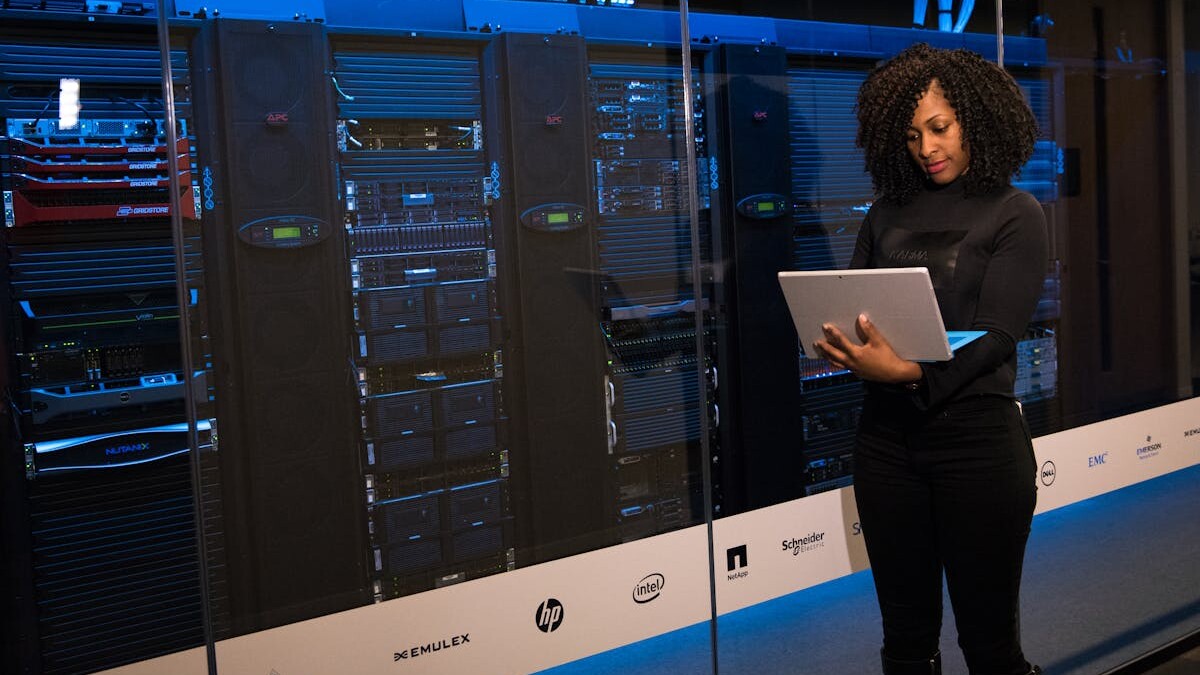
[1136,436,1162,460]
[782,531,827,556]
[633,573,664,604]
[726,545,748,580]
[535,598,564,633]
[393,633,470,662]
[1183,427,1200,438]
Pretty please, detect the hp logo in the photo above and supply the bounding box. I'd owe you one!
[535,598,564,633]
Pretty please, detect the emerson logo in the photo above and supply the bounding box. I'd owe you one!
[535,598,564,633]
[1136,435,1162,460]
[392,633,470,662]
[633,573,664,604]
[726,545,748,580]
[1040,460,1056,486]
[782,531,826,556]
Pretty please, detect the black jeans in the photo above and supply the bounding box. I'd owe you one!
[854,393,1038,675]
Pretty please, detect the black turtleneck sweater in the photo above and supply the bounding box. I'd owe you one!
[850,178,1048,410]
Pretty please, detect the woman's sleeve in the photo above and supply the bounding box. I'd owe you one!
[915,192,1049,409]
[849,209,873,269]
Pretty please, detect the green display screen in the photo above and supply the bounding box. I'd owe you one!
[273,226,302,240]
[547,212,570,224]
[756,201,775,212]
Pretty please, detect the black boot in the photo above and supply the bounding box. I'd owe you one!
[881,648,942,675]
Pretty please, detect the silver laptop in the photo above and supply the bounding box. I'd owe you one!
[777,267,984,362]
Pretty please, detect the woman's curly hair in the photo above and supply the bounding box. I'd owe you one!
[856,43,1038,203]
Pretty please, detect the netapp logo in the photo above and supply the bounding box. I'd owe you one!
[535,598,564,633]
[726,545,748,580]
[1136,435,1162,460]
[633,573,664,604]
[782,531,827,556]
[1040,461,1056,486]
[116,205,169,216]
[1088,451,1109,468]
[104,442,150,456]
[393,633,470,662]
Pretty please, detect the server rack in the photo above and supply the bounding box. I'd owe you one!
[0,25,209,674]
[333,39,515,600]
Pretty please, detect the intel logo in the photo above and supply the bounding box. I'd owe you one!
[633,573,664,604]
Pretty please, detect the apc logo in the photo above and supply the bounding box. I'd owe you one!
[633,573,665,604]
[1088,451,1109,468]
[1040,460,1056,486]
[535,598,564,633]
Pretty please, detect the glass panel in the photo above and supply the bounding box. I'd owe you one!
[160,1,716,674]
[0,4,210,675]
[691,1,1199,674]
[999,1,1200,673]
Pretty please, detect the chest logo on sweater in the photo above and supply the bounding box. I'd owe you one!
[874,228,967,290]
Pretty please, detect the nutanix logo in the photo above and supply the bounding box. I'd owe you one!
[726,545,748,580]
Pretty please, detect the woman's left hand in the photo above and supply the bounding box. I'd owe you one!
[812,314,923,384]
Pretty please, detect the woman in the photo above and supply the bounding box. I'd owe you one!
[814,44,1046,675]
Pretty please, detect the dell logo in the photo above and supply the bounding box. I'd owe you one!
[1040,460,1056,486]
[633,573,664,604]
[535,598,564,633]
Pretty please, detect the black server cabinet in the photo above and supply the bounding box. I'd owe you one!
[190,19,369,632]
[707,44,806,511]
[482,33,611,564]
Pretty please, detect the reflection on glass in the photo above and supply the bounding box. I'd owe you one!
[165,1,714,655]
